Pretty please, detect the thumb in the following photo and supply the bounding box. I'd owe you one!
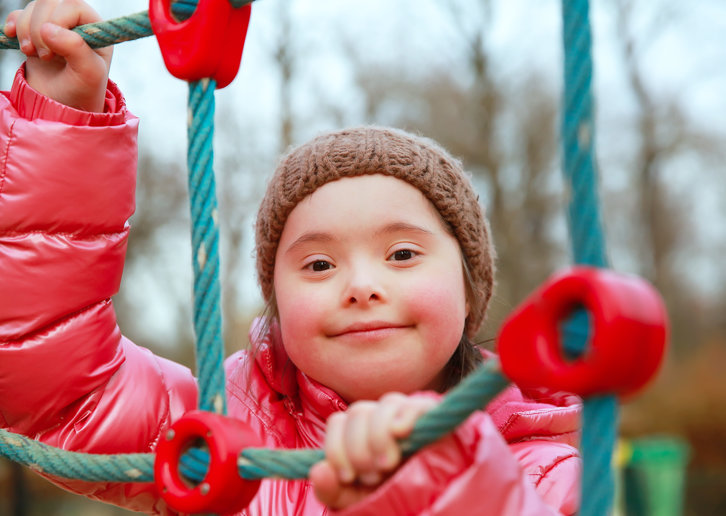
[311,461,375,510]
[39,22,102,73]
[310,461,342,507]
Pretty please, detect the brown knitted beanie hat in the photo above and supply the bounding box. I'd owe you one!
[255,126,496,338]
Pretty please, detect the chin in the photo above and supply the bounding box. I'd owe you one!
[333,373,438,403]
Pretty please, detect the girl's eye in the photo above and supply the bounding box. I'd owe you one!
[390,249,416,261]
[308,260,333,272]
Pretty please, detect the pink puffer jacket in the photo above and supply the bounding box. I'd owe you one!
[0,65,582,515]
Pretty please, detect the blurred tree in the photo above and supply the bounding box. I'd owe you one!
[610,0,726,354]
[216,1,299,353]
[215,110,275,354]
[114,150,196,365]
[273,2,296,153]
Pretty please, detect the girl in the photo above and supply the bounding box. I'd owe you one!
[0,1,581,514]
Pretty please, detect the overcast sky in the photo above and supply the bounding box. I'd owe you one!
[91,0,725,147]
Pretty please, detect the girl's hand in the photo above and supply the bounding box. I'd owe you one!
[310,393,438,510]
[5,0,112,112]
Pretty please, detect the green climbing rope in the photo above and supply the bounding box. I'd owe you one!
[0,359,509,484]
[560,1,617,515]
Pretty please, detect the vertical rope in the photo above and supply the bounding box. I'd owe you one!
[187,78,227,415]
[561,0,608,268]
[560,1,617,515]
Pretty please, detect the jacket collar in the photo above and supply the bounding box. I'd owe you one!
[250,318,347,423]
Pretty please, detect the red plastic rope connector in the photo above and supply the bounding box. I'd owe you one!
[149,0,252,88]
[497,266,668,397]
[154,410,261,514]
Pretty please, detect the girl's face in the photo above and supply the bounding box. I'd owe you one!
[273,174,469,402]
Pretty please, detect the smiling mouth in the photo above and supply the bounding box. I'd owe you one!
[331,323,411,339]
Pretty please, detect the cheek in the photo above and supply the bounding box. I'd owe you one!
[276,293,315,370]
[403,273,468,341]
[277,291,315,337]
[275,278,333,345]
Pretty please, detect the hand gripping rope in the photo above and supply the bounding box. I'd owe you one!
[0,0,668,514]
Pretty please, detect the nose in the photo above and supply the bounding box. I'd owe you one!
[342,262,386,307]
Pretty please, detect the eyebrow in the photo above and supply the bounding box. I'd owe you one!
[284,232,336,256]
[374,221,434,237]
[284,222,434,256]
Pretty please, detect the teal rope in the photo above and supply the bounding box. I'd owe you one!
[238,359,509,480]
[0,360,509,484]
[580,397,618,515]
[187,78,226,414]
[561,0,608,269]
[561,1,616,516]
[0,0,254,50]
[0,11,151,49]
[0,428,154,482]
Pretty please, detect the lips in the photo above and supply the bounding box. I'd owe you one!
[331,321,409,337]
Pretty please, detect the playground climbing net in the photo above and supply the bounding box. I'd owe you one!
[0,1,668,515]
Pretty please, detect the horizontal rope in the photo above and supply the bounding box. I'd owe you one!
[1,360,509,484]
[0,429,154,482]
[239,358,509,480]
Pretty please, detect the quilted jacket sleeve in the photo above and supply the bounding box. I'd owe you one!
[334,409,580,516]
[0,66,197,514]
[334,388,581,516]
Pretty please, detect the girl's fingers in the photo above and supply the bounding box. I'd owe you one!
[343,402,378,478]
[309,461,342,507]
[368,393,406,471]
[311,460,376,510]
[23,0,106,63]
[4,10,23,38]
[390,396,438,437]
[325,412,355,484]
[324,396,438,491]
[14,3,36,56]
[52,0,112,67]
[39,21,102,72]
[28,0,59,59]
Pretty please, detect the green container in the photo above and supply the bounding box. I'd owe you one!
[623,437,690,516]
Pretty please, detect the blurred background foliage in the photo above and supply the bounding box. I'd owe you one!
[1,0,724,514]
